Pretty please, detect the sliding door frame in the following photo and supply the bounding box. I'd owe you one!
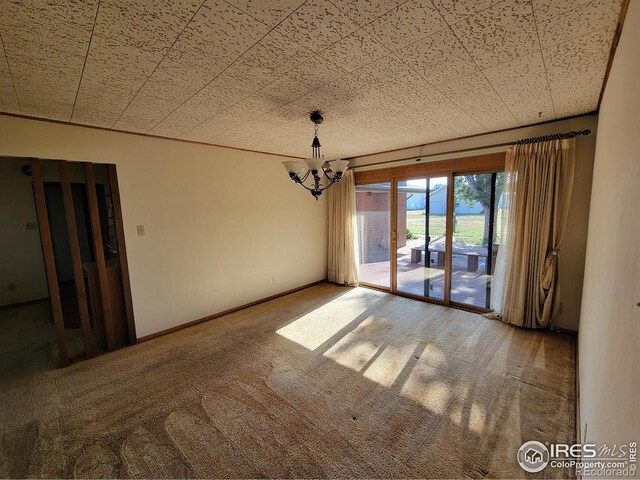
[390,179,398,293]
[355,175,394,292]
[445,172,454,305]
[448,167,504,314]
[355,153,506,313]
[392,169,451,307]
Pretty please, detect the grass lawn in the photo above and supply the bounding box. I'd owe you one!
[406,210,503,245]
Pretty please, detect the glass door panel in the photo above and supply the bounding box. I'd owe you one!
[396,176,448,300]
[355,182,391,288]
[451,173,503,308]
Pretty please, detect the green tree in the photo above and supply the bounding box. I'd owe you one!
[454,174,504,246]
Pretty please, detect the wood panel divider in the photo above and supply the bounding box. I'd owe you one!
[30,159,70,367]
[85,163,116,351]
[108,164,137,344]
[59,160,98,359]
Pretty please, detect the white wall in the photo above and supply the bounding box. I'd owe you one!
[0,157,49,306]
[0,116,328,337]
[349,114,598,331]
[578,0,640,458]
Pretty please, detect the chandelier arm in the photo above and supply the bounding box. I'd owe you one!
[294,179,318,192]
[295,173,324,192]
[322,168,335,181]
[298,170,311,183]
[317,177,339,192]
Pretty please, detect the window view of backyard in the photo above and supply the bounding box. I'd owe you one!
[451,172,504,308]
[396,177,448,300]
[355,172,504,308]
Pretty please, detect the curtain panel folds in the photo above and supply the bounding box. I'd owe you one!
[488,138,575,328]
[327,170,359,286]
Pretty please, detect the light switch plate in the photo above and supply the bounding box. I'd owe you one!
[136,225,145,236]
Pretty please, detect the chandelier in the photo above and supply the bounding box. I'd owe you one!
[282,111,349,200]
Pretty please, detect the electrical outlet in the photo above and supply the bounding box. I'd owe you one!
[136,225,145,236]
[9,284,17,292]
[271,276,277,285]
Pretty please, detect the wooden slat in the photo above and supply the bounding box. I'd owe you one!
[59,160,98,359]
[108,164,137,344]
[30,159,70,367]
[85,163,116,351]
[355,152,506,185]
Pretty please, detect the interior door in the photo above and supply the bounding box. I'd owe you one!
[394,176,449,301]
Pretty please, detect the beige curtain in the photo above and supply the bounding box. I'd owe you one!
[327,170,359,286]
[488,138,575,328]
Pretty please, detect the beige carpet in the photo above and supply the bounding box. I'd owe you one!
[0,284,576,479]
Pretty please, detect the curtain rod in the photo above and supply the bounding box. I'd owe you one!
[515,129,591,144]
[353,129,592,169]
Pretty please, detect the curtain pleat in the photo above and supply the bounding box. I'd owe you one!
[488,138,575,328]
[327,170,359,286]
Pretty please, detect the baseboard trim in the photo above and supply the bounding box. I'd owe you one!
[0,297,49,310]
[550,325,578,336]
[138,280,328,343]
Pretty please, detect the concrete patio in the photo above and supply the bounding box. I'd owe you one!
[359,239,493,308]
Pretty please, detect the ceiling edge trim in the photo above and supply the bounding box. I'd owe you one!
[0,112,305,160]
[597,0,631,110]
[346,112,598,162]
[353,145,509,172]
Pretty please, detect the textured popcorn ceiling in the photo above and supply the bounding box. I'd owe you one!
[0,0,623,158]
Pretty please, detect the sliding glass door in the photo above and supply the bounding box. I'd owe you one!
[355,182,392,288]
[354,155,505,312]
[450,173,504,309]
[395,176,448,301]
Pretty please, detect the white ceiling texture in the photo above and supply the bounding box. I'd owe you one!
[0,0,623,158]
